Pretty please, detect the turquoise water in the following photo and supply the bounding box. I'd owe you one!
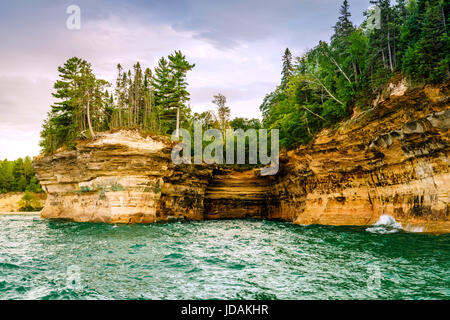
[0,216,448,300]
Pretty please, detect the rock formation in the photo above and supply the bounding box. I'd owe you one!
[34,131,212,224]
[270,82,449,233]
[34,82,449,233]
[204,169,275,220]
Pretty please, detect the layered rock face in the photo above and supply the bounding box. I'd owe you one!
[34,131,212,224]
[270,83,449,233]
[204,169,275,219]
[34,83,449,233]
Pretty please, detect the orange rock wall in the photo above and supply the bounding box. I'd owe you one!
[270,84,449,233]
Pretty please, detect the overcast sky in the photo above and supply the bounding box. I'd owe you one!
[0,0,372,160]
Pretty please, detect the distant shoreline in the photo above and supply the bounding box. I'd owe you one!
[0,212,41,216]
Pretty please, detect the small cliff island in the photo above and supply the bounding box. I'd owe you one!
[33,82,450,233]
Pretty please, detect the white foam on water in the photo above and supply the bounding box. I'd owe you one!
[366,214,403,234]
[403,225,425,233]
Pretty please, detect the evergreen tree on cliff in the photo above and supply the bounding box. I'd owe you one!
[152,51,195,136]
[168,51,195,138]
[281,48,293,88]
[40,57,109,154]
[115,64,125,127]
[40,57,87,153]
[332,0,354,42]
[402,0,449,83]
[152,57,174,133]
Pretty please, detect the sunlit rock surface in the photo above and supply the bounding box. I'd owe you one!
[34,82,449,233]
[270,82,449,233]
[34,131,212,224]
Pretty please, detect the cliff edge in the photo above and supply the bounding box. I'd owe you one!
[34,131,213,223]
[270,82,449,233]
[34,82,449,232]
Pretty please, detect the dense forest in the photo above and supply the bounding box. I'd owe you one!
[261,0,449,148]
[39,0,448,155]
[0,157,42,194]
[39,51,262,155]
[39,51,195,153]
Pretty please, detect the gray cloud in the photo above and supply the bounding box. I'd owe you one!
[0,76,52,126]
[0,0,372,159]
[190,82,276,105]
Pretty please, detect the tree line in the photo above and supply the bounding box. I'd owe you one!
[261,0,449,148]
[39,49,264,157]
[0,157,42,193]
[40,51,191,153]
[40,50,262,155]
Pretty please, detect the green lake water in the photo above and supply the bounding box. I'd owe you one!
[0,216,448,300]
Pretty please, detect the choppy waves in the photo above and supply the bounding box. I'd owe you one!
[0,216,449,300]
[366,215,403,234]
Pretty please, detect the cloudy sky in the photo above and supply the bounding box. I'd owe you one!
[0,0,372,160]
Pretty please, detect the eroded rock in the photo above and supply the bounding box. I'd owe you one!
[270,82,450,233]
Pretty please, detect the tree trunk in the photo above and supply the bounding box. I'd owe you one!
[303,113,311,135]
[387,13,394,72]
[325,52,352,84]
[442,4,447,32]
[175,106,180,139]
[301,105,327,122]
[118,100,122,127]
[86,91,95,138]
[307,75,344,106]
[393,27,397,69]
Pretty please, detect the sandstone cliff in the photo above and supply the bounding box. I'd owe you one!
[33,82,449,233]
[270,82,449,233]
[34,131,212,223]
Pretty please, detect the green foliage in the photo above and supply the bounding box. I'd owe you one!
[36,1,447,156]
[402,0,449,83]
[230,118,261,131]
[76,186,91,194]
[261,0,449,149]
[152,51,195,135]
[0,157,43,193]
[40,57,110,153]
[281,48,294,87]
[153,181,162,194]
[18,191,43,212]
[39,51,196,154]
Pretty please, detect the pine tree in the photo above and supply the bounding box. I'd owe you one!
[103,90,115,130]
[132,62,143,126]
[168,51,195,138]
[40,57,87,152]
[365,0,395,88]
[403,0,449,82]
[142,68,154,130]
[126,70,134,126]
[152,57,174,133]
[115,64,124,127]
[39,57,109,153]
[79,63,103,137]
[281,48,293,87]
[332,0,354,41]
